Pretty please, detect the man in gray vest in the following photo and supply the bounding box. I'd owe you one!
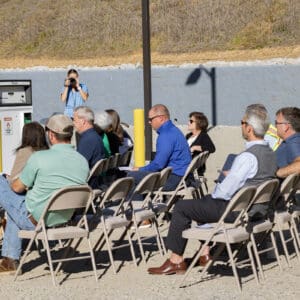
[148,103,277,275]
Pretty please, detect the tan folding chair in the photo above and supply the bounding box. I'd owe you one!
[118,150,133,167]
[192,151,210,197]
[128,172,166,262]
[158,153,204,212]
[180,185,258,291]
[93,177,136,274]
[14,185,97,286]
[246,179,281,281]
[272,173,300,267]
[87,158,108,210]
[290,176,300,250]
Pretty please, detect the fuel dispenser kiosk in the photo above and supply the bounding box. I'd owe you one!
[0,80,32,174]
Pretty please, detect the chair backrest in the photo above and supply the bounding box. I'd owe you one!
[87,158,107,182]
[118,150,133,167]
[275,173,300,208]
[252,179,280,205]
[183,153,202,178]
[134,172,161,195]
[100,177,135,205]
[197,151,210,171]
[156,167,173,190]
[219,186,257,226]
[107,153,121,170]
[44,185,93,213]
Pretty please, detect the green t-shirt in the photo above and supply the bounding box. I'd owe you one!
[102,133,111,158]
[20,144,89,226]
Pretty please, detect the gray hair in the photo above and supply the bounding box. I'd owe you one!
[245,103,270,138]
[276,107,300,132]
[94,111,112,130]
[74,106,94,123]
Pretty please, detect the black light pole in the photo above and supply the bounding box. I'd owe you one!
[186,66,217,126]
[141,0,152,160]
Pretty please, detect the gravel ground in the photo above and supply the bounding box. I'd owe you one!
[1,228,299,300]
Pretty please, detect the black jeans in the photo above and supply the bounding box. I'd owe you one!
[166,195,229,256]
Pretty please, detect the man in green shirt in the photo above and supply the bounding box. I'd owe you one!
[0,114,89,274]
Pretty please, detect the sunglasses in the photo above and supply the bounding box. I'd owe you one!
[240,120,248,125]
[148,115,164,122]
[275,120,290,126]
[189,119,195,124]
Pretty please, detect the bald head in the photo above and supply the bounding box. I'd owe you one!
[150,104,170,119]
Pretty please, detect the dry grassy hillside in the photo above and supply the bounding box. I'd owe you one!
[0,0,299,68]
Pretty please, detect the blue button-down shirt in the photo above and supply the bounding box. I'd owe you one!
[140,120,191,176]
[275,132,300,168]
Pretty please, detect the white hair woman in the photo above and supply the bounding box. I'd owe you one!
[94,111,113,158]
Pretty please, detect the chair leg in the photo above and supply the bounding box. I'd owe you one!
[127,230,137,267]
[153,218,167,255]
[43,240,57,286]
[270,231,283,272]
[250,234,265,281]
[103,226,117,274]
[14,236,36,281]
[225,242,242,292]
[276,224,292,267]
[151,220,164,257]
[291,217,300,250]
[247,241,260,285]
[86,237,98,282]
[179,243,207,287]
[289,225,300,261]
[132,221,146,263]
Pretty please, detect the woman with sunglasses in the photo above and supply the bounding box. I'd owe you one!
[186,112,215,173]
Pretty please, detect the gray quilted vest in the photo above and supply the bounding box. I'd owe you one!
[244,144,277,186]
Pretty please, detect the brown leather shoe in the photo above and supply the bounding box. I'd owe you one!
[199,254,212,267]
[148,259,187,275]
[0,257,20,275]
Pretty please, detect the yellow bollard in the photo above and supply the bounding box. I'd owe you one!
[133,109,145,167]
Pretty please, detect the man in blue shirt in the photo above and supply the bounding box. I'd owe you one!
[129,104,191,191]
[147,103,277,275]
[275,107,300,178]
[73,106,105,170]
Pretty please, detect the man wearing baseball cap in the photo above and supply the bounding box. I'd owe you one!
[0,114,89,274]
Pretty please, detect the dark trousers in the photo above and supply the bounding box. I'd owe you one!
[166,195,229,256]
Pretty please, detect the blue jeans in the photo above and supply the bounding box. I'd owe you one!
[0,176,35,260]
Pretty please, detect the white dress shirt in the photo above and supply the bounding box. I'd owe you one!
[212,140,268,200]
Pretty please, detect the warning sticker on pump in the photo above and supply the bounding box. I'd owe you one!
[4,117,13,135]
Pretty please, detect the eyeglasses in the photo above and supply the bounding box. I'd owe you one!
[189,119,195,124]
[275,120,290,126]
[148,115,164,122]
[240,120,248,125]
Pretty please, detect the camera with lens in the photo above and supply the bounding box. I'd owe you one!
[69,78,77,87]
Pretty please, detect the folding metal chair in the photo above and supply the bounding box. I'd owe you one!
[192,151,210,197]
[180,185,258,291]
[246,179,281,281]
[128,172,166,262]
[14,185,97,286]
[272,173,300,267]
[93,177,136,274]
[118,150,133,167]
[158,153,204,212]
[87,158,108,210]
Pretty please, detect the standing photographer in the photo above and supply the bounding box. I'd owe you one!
[60,68,89,118]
